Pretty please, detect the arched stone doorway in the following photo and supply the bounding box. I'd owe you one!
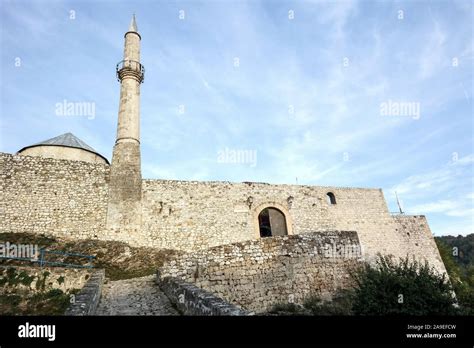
[258,207,288,238]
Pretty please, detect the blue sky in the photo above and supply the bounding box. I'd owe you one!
[0,0,472,236]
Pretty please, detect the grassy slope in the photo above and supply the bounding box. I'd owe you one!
[0,232,181,280]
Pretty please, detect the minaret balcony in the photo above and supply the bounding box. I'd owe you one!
[116,60,145,83]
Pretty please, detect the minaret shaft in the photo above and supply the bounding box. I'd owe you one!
[116,77,140,144]
[116,31,142,145]
[124,32,140,61]
[106,16,144,240]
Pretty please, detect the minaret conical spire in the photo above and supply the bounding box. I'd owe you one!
[128,14,138,32]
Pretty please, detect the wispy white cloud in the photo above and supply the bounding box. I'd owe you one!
[410,199,473,217]
[389,154,473,235]
[391,154,473,197]
[419,16,447,80]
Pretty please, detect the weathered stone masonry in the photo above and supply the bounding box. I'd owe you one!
[140,179,447,276]
[0,152,447,277]
[157,231,363,313]
[106,15,143,242]
[392,215,447,275]
[157,276,249,315]
[65,269,105,316]
[0,153,109,240]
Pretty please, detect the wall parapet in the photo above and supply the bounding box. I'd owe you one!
[158,231,362,278]
[156,274,250,316]
[64,269,105,316]
[157,231,363,313]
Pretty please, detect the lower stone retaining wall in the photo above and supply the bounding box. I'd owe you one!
[64,269,105,315]
[157,275,249,315]
[157,231,363,313]
[0,266,91,295]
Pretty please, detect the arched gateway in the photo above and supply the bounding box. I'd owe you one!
[258,207,288,237]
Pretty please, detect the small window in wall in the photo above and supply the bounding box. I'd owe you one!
[258,207,288,238]
[327,192,336,205]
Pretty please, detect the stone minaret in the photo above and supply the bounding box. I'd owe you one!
[106,15,145,240]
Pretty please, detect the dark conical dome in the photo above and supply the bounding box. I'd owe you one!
[32,133,97,152]
[18,132,109,164]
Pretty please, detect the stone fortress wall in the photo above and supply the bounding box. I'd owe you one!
[0,153,109,240]
[157,231,363,313]
[0,152,447,277]
[140,178,445,275]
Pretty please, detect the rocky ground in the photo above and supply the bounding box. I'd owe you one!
[96,275,179,316]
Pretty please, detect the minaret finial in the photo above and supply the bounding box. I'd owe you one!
[129,13,138,32]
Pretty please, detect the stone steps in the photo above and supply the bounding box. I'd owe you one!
[95,275,180,316]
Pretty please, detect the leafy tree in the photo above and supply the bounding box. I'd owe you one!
[435,237,474,314]
[435,234,474,268]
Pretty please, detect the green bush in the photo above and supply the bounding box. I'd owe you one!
[46,288,64,298]
[0,294,22,307]
[352,255,457,315]
[268,255,458,316]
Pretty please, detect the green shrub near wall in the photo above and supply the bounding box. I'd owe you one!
[269,255,459,316]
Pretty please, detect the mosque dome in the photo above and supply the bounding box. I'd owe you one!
[17,132,109,164]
